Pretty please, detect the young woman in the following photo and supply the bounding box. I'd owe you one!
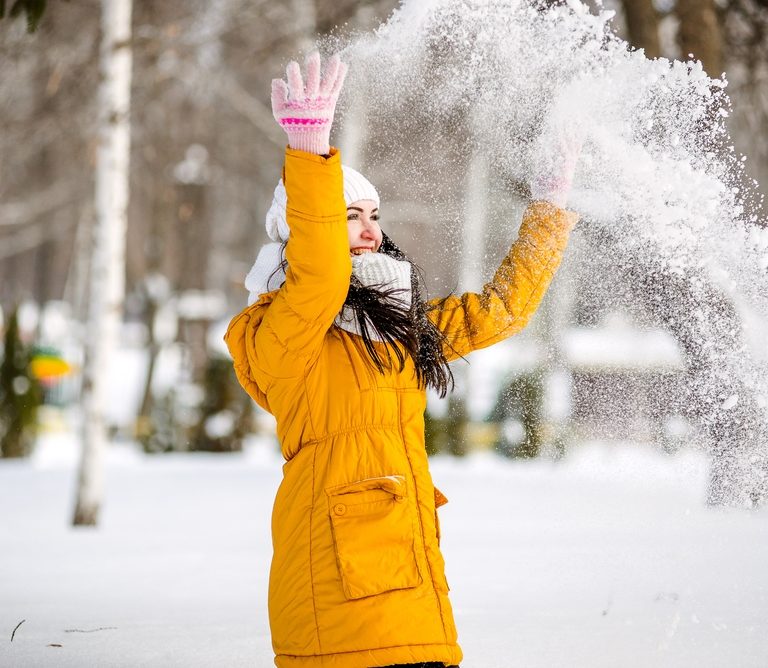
[225,52,579,668]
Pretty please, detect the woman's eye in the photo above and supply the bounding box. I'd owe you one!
[347,214,358,221]
[371,215,380,222]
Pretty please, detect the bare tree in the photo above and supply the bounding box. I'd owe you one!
[621,0,661,59]
[723,0,768,207]
[676,0,724,75]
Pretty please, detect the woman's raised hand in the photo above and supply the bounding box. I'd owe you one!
[271,51,348,156]
[530,122,583,210]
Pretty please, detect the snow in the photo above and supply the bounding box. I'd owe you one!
[335,0,768,503]
[429,323,685,423]
[204,410,236,439]
[561,326,685,370]
[175,290,227,321]
[15,301,40,338]
[103,345,185,428]
[2,435,767,667]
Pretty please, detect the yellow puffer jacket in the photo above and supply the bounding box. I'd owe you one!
[224,148,577,668]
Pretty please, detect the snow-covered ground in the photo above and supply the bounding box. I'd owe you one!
[1,435,767,668]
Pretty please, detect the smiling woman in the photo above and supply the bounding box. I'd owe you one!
[225,51,579,668]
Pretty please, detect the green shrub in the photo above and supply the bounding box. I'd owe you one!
[0,308,42,458]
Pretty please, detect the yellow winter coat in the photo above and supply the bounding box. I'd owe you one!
[224,148,577,668]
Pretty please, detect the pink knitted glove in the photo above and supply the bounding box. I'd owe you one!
[530,123,583,209]
[271,51,348,155]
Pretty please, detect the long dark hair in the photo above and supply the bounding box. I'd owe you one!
[344,234,455,398]
[268,235,455,397]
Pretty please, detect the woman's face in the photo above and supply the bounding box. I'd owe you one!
[346,200,382,256]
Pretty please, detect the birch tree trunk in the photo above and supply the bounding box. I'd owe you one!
[537,248,574,461]
[446,144,488,455]
[459,149,487,297]
[72,0,133,526]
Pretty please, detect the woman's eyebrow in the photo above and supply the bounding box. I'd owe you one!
[347,206,363,212]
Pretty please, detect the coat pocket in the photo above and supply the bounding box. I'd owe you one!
[326,475,422,600]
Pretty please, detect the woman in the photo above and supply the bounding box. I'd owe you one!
[225,52,579,668]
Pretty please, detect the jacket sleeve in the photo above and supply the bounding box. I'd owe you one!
[254,147,351,378]
[427,201,578,361]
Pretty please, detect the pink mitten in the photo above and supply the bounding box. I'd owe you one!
[271,51,348,155]
[531,123,583,210]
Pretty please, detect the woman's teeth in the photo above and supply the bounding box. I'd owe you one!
[351,248,372,255]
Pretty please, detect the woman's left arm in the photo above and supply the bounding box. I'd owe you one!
[429,118,583,360]
[427,201,577,360]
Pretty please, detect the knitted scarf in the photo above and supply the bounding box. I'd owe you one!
[244,246,411,342]
[244,237,454,396]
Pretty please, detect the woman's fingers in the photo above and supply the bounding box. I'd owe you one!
[275,52,346,115]
[286,60,304,101]
[271,79,288,112]
[305,51,321,97]
[330,61,348,99]
[320,54,341,96]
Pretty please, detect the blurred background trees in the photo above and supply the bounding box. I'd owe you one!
[4,0,766,313]
[1,0,767,505]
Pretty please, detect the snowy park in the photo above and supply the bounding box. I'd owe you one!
[3,0,768,667]
[2,435,768,667]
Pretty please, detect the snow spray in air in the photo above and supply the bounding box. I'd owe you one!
[330,0,768,506]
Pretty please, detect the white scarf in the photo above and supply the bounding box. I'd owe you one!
[245,247,412,340]
[335,252,412,339]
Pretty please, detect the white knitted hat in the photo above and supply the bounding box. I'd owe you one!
[265,165,380,243]
[342,165,380,210]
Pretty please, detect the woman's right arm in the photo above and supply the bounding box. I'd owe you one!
[253,147,350,378]
[232,52,350,383]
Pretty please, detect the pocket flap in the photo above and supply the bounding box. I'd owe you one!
[327,474,407,499]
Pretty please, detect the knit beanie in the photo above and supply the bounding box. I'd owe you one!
[265,165,380,242]
[342,165,380,212]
